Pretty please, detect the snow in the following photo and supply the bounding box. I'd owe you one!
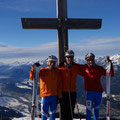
[0,96,21,107]
[16,84,32,89]
[19,97,29,102]
[102,92,106,98]
[12,117,85,120]
[110,54,120,65]
[74,104,86,114]
[0,96,30,116]
[0,75,10,79]
[15,80,33,89]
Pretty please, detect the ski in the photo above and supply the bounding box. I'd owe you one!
[106,56,111,120]
[76,103,81,120]
[31,63,40,120]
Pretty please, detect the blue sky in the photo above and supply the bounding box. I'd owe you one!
[0,0,120,63]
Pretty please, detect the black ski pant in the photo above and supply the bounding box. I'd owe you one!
[59,92,76,120]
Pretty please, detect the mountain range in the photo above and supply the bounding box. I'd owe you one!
[0,54,120,119]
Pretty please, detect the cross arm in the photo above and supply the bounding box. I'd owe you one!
[67,18,102,29]
[21,18,58,29]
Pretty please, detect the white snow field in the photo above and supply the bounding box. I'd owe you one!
[12,117,85,120]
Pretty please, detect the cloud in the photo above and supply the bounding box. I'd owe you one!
[0,42,8,47]
[0,0,52,12]
[0,37,119,63]
[82,37,120,45]
[70,37,120,57]
[0,42,58,63]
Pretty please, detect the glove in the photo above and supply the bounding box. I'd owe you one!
[59,61,65,67]
[106,56,112,63]
[34,62,40,67]
[106,56,113,69]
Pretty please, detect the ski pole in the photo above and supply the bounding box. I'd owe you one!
[105,56,111,120]
[67,70,73,120]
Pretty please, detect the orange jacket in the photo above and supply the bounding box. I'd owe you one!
[29,66,62,98]
[59,63,82,92]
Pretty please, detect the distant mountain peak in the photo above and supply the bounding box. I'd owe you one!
[0,54,120,66]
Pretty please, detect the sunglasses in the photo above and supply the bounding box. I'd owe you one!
[66,56,74,58]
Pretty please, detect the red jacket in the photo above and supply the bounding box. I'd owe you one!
[78,64,114,92]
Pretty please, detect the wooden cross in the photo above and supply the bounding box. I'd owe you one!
[21,0,102,64]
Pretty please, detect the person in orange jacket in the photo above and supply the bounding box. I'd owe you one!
[58,50,82,120]
[30,55,62,120]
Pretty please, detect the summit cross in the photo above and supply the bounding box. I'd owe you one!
[21,0,102,64]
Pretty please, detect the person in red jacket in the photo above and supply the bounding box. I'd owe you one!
[78,53,114,120]
[59,50,82,120]
[30,55,62,120]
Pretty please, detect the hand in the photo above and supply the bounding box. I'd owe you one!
[59,61,65,67]
[34,62,40,67]
[106,56,111,63]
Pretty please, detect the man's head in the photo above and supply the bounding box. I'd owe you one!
[47,55,57,69]
[85,53,95,67]
[65,50,74,65]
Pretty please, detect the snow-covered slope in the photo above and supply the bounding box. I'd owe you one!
[12,117,85,120]
[110,54,120,65]
[0,96,30,116]
[7,54,120,66]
